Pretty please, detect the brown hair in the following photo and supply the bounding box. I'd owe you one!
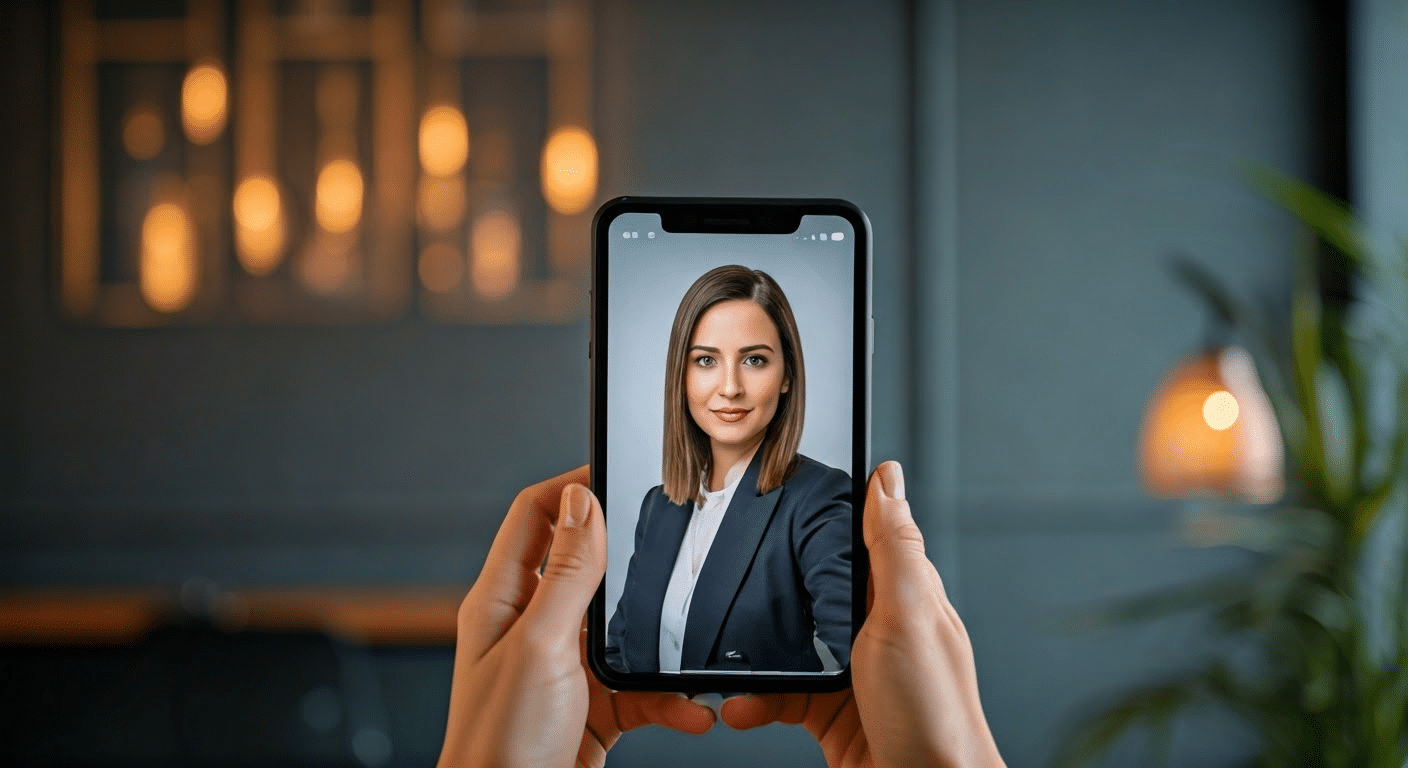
[662,265,806,505]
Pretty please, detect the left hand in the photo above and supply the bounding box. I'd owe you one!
[437,466,717,768]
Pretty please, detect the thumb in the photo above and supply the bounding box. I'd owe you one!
[863,462,942,607]
[521,483,606,638]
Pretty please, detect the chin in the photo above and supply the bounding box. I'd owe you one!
[708,427,765,449]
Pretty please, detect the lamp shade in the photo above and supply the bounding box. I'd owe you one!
[1138,347,1283,503]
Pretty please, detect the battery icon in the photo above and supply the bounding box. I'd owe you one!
[832,232,845,241]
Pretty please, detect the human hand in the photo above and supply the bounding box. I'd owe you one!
[719,461,1005,768]
[437,467,716,768]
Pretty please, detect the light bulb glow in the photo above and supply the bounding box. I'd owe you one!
[234,176,281,231]
[1140,348,1283,503]
[471,210,521,299]
[182,63,228,145]
[419,105,470,177]
[540,126,598,215]
[140,202,197,312]
[233,175,286,275]
[315,159,364,233]
[1203,390,1240,431]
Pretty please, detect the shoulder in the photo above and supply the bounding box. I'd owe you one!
[633,484,671,532]
[641,484,669,506]
[783,455,852,500]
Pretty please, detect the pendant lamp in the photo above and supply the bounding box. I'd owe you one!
[1138,346,1283,503]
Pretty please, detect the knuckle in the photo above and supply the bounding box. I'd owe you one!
[542,546,591,581]
[511,483,543,513]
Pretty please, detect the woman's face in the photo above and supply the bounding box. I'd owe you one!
[685,299,790,456]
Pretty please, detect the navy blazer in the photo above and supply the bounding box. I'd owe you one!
[606,453,852,673]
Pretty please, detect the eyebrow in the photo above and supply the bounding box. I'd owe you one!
[688,344,775,354]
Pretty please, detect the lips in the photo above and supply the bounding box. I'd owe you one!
[712,408,751,423]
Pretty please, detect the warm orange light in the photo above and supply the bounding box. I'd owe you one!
[234,176,280,231]
[540,126,598,215]
[417,173,466,232]
[300,234,353,295]
[182,63,228,145]
[419,105,470,177]
[315,159,364,233]
[122,104,165,160]
[140,202,197,312]
[233,175,286,275]
[1203,391,1239,431]
[1139,348,1282,503]
[419,242,462,294]
[471,210,520,299]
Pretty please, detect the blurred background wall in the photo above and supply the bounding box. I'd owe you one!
[0,0,1382,765]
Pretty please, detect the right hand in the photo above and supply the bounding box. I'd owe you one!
[719,461,1005,768]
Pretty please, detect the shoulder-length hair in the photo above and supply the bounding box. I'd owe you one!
[662,265,805,505]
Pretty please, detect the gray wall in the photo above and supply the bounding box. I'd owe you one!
[2,0,1330,766]
[918,1,1309,766]
[0,0,913,589]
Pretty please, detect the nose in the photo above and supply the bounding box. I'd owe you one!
[719,360,743,398]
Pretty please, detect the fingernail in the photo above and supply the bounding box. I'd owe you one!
[690,692,723,713]
[561,483,589,527]
[879,462,906,501]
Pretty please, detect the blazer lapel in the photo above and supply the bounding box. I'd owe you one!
[633,491,691,671]
[680,455,783,669]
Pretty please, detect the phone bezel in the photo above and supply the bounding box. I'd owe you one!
[587,196,872,693]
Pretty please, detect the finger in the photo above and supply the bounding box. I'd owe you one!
[473,466,589,610]
[719,693,811,729]
[520,483,606,639]
[615,692,716,735]
[862,461,912,549]
[863,462,947,610]
[719,695,784,730]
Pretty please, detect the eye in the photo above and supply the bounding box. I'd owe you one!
[692,354,716,367]
[744,355,768,367]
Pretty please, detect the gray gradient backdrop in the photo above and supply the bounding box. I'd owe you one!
[603,213,856,623]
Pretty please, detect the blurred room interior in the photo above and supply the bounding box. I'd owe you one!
[2,0,1405,766]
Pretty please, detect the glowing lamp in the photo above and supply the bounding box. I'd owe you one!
[540,127,598,215]
[1138,347,1283,503]
[181,63,228,145]
[315,159,364,234]
[471,209,521,299]
[140,202,197,312]
[233,175,286,275]
[419,105,470,177]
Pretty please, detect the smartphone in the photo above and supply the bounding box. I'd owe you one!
[587,197,870,693]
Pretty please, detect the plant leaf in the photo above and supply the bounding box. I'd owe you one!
[1245,163,1367,266]
[1170,254,1241,327]
[1054,679,1201,768]
[1315,360,1355,513]
[1292,236,1329,507]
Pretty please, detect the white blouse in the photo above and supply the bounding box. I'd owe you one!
[657,456,752,672]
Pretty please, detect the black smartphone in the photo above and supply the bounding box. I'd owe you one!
[587,197,870,693]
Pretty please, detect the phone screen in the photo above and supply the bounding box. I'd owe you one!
[591,199,868,689]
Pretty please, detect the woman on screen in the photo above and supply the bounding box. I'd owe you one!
[606,264,852,674]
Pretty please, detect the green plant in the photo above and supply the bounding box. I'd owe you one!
[1056,169,1408,768]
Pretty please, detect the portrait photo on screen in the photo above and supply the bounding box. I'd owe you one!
[602,212,856,677]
